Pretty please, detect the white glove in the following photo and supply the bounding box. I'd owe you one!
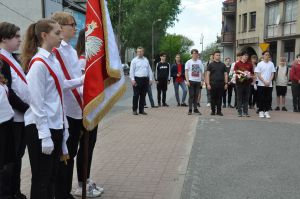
[41,137,54,155]
[62,128,69,155]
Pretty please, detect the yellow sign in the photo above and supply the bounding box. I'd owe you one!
[259,43,270,52]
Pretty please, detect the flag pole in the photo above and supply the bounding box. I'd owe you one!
[82,128,89,199]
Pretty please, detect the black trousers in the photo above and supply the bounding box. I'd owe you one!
[223,83,235,106]
[11,122,26,195]
[157,79,168,104]
[132,77,149,113]
[291,83,300,111]
[249,85,257,107]
[26,124,63,199]
[0,119,14,198]
[55,117,82,199]
[236,83,251,114]
[211,84,224,113]
[188,81,200,110]
[257,86,273,112]
[77,126,98,183]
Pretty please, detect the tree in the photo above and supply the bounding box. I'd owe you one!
[201,42,219,62]
[159,33,194,63]
[107,0,181,61]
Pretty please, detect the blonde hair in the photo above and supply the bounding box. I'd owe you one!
[21,19,57,71]
[51,12,75,25]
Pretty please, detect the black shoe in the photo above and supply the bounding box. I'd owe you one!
[133,111,138,115]
[163,103,169,107]
[243,113,250,117]
[275,106,280,111]
[139,111,147,115]
[222,104,226,108]
[177,103,181,106]
[282,107,287,111]
[181,103,188,107]
[256,109,259,114]
[229,105,234,108]
[210,112,216,116]
[188,110,192,115]
[217,112,224,116]
[151,105,158,108]
[197,103,200,107]
[194,109,202,115]
[13,193,27,199]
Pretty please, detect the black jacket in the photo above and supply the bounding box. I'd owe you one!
[155,62,170,81]
[0,54,29,113]
[171,63,186,82]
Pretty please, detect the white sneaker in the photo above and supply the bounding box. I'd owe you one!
[207,103,211,107]
[264,111,271,119]
[88,179,104,193]
[259,111,265,118]
[74,185,102,198]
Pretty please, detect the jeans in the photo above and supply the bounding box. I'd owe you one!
[236,83,251,114]
[174,81,187,104]
[146,84,155,107]
[188,81,201,110]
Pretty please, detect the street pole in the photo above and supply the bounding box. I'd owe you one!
[118,0,122,56]
[151,19,162,70]
[200,33,204,53]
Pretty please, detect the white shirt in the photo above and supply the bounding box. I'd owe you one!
[0,49,29,122]
[185,59,204,82]
[55,40,83,119]
[255,60,276,87]
[129,56,153,81]
[25,48,69,139]
[276,65,289,86]
[0,84,14,123]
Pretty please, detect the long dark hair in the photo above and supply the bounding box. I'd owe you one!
[76,29,85,57]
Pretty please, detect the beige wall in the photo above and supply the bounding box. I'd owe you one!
[0,0,43,38]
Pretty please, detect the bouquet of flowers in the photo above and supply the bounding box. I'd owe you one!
[236,70,251,83]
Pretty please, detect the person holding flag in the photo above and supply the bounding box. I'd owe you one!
[51,12,86,199]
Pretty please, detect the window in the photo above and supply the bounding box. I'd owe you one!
[242,13,247,32]
[268,5,279,25]
[250,12,256,30]
[285,0,298,22]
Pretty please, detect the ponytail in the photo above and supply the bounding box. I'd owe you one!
[21,19,57,72]
[21,23,38,72]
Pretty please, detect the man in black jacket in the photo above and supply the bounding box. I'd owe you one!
[155,52,171,106]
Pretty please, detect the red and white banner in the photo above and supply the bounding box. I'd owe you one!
[83,0,126,130]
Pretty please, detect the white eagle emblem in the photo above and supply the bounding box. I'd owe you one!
[86,21,103,60]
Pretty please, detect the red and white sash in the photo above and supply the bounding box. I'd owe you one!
[0,54,27,84]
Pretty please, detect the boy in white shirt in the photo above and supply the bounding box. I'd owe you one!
[255,51,276,119]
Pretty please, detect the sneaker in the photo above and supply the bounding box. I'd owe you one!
[275,106,280,111]
[144,105,148,108]
[222,104,226,108]
[177,103,181,106]
[139,111,147,115]
[74,186,102,198]
[151,105,158,108]
[243,113,250,117]
[197,103,200,107]
[188,110,192,115]
[264,111,271,119]
[210,112,215,115]
[238,113,242,117]
[162,103,169,107]
[181,103,188,107]
[194,109,202,115]
[133,111,138,115]
[229,105,234,108]
[88,180,104,193]
[282,107,287,111]
[207,103,211,107]
[259,111,265,118]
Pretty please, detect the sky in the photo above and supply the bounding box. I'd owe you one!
[167,0,223,51]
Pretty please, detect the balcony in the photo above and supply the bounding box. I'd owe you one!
[222,31,234,44]
[237,37,259,46]
[283,21,297,36]
[265,0,283,4]
[266,24,282,38]
[222,5,236,16]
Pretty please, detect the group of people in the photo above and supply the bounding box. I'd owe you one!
[0,12,103,199]
[130,47,300,118]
